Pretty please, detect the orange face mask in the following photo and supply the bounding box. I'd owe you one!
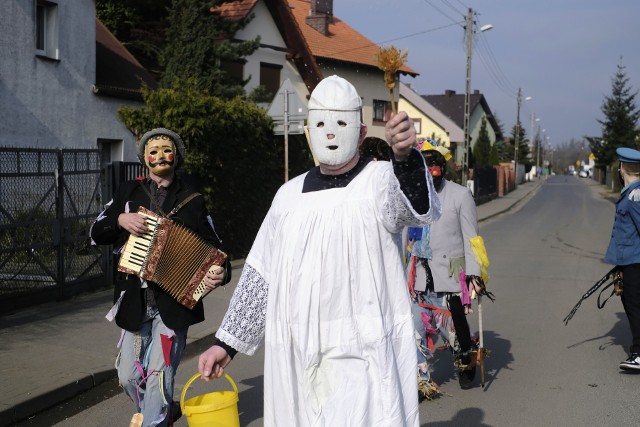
[428,165,442,177]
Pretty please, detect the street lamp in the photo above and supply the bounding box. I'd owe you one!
[462,8,492,187]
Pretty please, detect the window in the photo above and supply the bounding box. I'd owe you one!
[259,62,282,99]
[97,139,123,165]
[373,100,392,123]
[412,118,422,134]
[36,1,58,59]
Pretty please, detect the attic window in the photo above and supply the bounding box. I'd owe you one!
[36,0,59,60]
[260,62,282,99]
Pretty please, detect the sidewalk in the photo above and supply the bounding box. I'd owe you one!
[0,179,546,426]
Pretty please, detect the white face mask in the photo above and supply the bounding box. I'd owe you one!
[308,109,361,166]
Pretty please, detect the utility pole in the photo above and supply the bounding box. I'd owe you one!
[514,87,522,186]
[462,7,473,187]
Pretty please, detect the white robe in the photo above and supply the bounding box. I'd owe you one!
[217,160,440,426]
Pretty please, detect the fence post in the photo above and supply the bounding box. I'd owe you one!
[55,149,65,299]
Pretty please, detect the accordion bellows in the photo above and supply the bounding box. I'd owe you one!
[118,207,228,309]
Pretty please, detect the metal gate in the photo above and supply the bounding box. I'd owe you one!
[0,148,106,312]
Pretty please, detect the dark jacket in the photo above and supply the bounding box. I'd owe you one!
[90,176,231,331]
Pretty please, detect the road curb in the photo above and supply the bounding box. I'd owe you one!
[1,369,117,427]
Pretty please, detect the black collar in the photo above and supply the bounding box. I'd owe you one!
[302,157,373,193]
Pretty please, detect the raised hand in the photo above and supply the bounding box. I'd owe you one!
[385,111,417,161]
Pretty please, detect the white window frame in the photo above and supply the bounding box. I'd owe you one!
[36,0,59,60]
[412,118,422,134]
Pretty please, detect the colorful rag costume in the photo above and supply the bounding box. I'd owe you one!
[408,140,483,392]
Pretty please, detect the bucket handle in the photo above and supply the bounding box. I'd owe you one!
[180,373,238,413]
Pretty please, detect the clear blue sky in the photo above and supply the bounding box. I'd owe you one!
[334,0,640,148]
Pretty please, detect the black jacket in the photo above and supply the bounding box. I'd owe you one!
[90,177,231,331]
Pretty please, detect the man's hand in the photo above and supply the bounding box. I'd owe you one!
[467,275,496,302]
[198,345,232,381]
[385,111,417,161]
[117,213,148,236]
[202,266,226,290]
[467,275,485,297]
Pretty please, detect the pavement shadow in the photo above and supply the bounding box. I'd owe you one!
[421,407,491,426]
[237,375,264,426]
[476,330,513,392]
[566,312,629,352]
[428,330,512,392]
[0,288,111,329]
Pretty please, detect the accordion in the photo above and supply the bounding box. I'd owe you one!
[117,207,228,309]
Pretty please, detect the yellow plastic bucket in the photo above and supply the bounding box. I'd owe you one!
[180,373,240,427]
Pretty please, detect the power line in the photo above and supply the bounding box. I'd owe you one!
[454,0,469,11]
[323,21,464,56]
[439,0,465,18]
[421,0,463,26]
[474,34,518,98]
[472,15,518,99]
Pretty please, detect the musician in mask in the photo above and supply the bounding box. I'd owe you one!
[197,75,440,426]
[605,147,640,371]
[90,128,231,427]
[406,140,487,394]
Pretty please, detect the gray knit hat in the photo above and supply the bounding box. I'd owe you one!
[137,128,186,170]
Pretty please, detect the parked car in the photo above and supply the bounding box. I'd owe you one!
[579,170,588,178]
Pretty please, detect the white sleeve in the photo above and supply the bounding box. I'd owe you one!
[215,263,269,356]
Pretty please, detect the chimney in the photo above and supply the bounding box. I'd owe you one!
[444,90,456,96]
[306,0,333,36]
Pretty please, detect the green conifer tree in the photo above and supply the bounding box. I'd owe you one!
[473,116,492,167]
[161,0,260,98]
[590,62,640,169]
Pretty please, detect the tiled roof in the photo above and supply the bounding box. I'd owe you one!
[215,0,258,20]
[287,0,416,75]
[216,0,416,76]
[95,20,158,101]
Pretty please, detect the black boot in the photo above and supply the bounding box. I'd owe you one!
[457,352,476,389]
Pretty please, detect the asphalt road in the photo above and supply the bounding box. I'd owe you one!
[424,175,639,426]
[19,176,640,427]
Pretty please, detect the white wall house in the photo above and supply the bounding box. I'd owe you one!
[0,0,154,163]
[230,0,309,104]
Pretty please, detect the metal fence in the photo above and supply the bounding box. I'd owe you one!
[0,147,145,312]
[474,166,498,205]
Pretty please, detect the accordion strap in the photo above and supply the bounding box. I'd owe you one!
[138,181,201,219]
[167,192,201,218]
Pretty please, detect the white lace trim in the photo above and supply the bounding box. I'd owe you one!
[382,164,441,231]
[215,264,268,355]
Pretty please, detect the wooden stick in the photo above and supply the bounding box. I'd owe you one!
[478,295,485,387]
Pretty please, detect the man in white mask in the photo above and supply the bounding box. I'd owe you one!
[198,75,441,426]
